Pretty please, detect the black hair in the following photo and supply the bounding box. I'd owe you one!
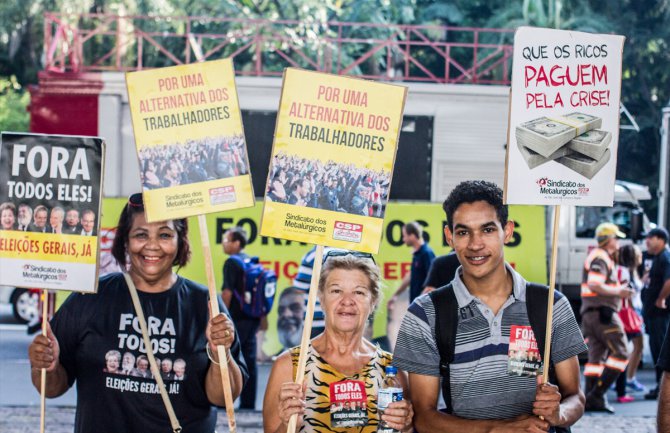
[226,226,248,249]
[443,180,508,230]
[111,193,190,269]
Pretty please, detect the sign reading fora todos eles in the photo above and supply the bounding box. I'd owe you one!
[260,68,407,253]
[504,27,625,206]
[0,132,105,292]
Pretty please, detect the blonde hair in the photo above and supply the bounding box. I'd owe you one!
[318,255,381,310]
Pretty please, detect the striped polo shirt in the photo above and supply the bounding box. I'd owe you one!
[392,264,586,420]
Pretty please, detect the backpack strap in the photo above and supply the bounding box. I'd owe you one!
[428,283,458,414]
[525,282,571,433]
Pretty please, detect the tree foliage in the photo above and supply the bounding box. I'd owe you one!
[1,0,668,216]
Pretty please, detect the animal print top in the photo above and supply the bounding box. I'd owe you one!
[290,344,393,433]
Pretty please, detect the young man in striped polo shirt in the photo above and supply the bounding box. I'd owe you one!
[393,180,586,432]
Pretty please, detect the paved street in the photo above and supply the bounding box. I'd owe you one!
[0,305,661,432]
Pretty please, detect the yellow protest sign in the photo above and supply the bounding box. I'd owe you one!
[125,59,254,221]
[260,68,407,253]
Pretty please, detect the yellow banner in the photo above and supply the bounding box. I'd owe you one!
[125,58,255,222]
[96,199,546,357]
[260,68,407,253]
[0,230,98,263]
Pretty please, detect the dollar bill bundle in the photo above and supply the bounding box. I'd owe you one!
[556,149,611,180]
[516,112,611,178]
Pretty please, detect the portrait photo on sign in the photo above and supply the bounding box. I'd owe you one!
[265,152,391,219]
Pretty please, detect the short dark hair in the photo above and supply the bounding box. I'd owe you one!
[403,221,422,238]
[112,193,190,269]
[279,286,304,300]
[443,180,508,230]
[226,226,248,249]
[646,227,669,243]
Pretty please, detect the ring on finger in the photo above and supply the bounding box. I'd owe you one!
[224,330,230,338]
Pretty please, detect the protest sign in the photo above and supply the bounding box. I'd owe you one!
[504,27,625,206]
[125,58,254,222]
[0,132,105,293]
[260,68,407,254]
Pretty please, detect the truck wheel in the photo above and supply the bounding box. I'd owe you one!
[10,289,39,324]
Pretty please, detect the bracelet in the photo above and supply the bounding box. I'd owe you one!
[206,345,219,365]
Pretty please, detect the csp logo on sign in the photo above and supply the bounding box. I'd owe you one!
[333,221,363,243]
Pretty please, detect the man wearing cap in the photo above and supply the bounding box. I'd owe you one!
[641,226,670,400]
[581,222,634,413]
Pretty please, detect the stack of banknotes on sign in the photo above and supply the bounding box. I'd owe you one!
[516,112,612,179]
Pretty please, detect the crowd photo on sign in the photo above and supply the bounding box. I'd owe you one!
[265,152,391,217]
[138,134,249,189]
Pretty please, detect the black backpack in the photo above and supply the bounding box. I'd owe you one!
[428,282,571,433]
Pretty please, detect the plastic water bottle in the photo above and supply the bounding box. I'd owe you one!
[377,366,403,433]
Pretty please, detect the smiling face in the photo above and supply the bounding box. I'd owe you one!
[127,212,178,288]
[320,268,373,334]
[445,200,514,285]
[106,353,120,372]
[1,209,15,229]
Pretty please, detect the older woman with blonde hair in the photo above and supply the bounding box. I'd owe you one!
[263,251,414,433]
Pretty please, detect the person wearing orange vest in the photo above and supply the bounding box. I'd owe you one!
[581,223,635,413]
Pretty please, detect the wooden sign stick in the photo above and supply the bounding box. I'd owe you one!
[198,215,237,433]
[542,205,561,384]
[287,244,324,433]
[40,289,49,433]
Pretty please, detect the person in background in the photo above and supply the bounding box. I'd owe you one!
[641,227,670,400]
[614,244,646,403]
[221,226,259,410]
[422,251,461,294]
[389,221,435,307]
[657,325,670,432]
[580,223,633,413]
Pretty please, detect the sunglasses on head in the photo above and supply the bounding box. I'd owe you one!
[128,193,144,208]
[322,249,376,264]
